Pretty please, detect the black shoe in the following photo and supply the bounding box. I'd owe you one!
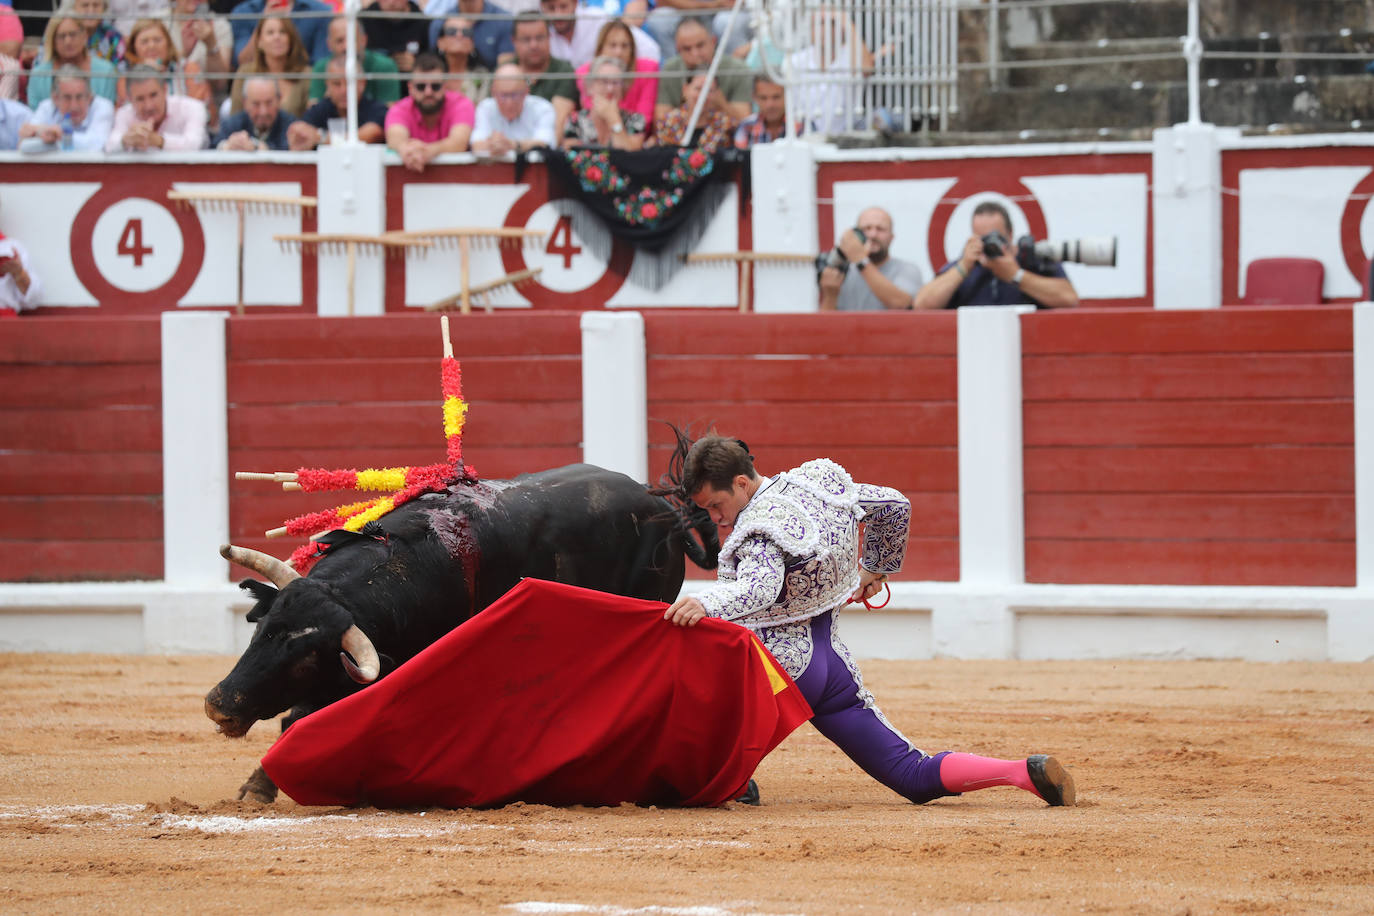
[735,779,760,806]
[1026,755,1075,807]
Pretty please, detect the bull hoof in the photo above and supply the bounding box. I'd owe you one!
[237,766,279,805]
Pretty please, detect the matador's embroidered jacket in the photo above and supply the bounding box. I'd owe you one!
[697,459,910,629]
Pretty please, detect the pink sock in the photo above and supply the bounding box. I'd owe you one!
[938,752,1036,796]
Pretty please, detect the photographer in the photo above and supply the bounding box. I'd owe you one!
[819,207,924,312]
[913,201,1078,311]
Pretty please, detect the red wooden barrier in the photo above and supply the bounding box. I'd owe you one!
[643,312,960,581]
[0,317,164,581]
[225,314,584,566]
[1021,307,1355,586]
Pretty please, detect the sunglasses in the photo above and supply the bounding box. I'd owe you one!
[412,80,445,92]
[441,26,474,37]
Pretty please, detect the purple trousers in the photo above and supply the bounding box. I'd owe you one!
[779,610,953,804]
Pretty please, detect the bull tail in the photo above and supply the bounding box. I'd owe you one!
[648,421,721,571]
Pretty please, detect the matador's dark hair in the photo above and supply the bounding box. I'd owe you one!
[649,423,755,502]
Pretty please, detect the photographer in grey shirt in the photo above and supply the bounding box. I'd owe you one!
[819,206,924,311]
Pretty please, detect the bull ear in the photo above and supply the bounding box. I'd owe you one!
[238,579,279,622]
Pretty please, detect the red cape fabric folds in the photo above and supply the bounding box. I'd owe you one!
[261,578,812,808]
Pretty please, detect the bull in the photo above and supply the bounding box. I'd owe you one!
[205,463,717,803]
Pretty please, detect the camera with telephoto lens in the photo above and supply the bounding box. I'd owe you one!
[815,227,868,282]
[981,232,1118,273]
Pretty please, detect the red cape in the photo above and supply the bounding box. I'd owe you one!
[261,578,812,808]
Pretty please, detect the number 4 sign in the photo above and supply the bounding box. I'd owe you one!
[71,187,205,305]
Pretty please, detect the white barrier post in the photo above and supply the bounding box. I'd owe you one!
[750,141,819,313]
[581,311,648,483]
[937,305,1033,657]
[152,311,233,651]
[1151,124,1233,309]
[316,144,387,316]
[1332,302,1374,660]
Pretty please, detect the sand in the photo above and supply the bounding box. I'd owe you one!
[1,652,1371,915]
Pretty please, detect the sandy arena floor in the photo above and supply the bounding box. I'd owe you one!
[0,652,1371,915]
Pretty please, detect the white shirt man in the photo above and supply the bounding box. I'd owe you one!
[20,72,115,153]
[471,62,555,155]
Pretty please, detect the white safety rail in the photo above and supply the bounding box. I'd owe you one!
[752,0,959,135]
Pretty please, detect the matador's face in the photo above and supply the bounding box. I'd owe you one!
[691,475,754,534]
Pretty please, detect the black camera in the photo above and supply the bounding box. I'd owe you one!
[815,227,868,281]
[981,232,1117,273]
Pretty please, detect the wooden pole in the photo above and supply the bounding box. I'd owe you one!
[346,240,357,317]
[441,315,453,359]
[739,260,752,313]
[459,237,471,315]
[235,201,246,316]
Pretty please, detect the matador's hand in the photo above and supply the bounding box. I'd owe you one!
[848,568,888,605]
[664,595,706,627]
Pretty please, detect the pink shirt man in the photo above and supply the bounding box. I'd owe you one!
[384,91,475,143]
[106,92,208,151]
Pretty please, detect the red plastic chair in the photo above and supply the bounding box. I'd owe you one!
[1240,257,1324,305]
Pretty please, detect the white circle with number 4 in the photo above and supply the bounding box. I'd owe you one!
[90,197,185,293]
[524,200,612,293]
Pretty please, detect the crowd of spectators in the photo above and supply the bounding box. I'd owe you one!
[0,0,823,163]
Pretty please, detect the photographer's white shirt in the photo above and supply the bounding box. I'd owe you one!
[0,238,42,313]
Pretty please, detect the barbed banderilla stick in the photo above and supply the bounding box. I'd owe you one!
[167,190,318,316]
[680,251,817,312]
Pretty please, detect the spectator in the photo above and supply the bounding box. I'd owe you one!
[105,65,207,149]
[561,54,643,149]
[509,11,575,134]
[18,67,115,151]
[230,15,311,116]
[912,201,1079,310]
[29,13,119,106]
[649,69,733,152]
[0,225,42,317]
[423,0,511,69]
[229,0,332,65]
[165,0,232,99]
[308,17,401,105]
[215,74,294,148]
[71,0,126,64]
[574,18,655,122]
[118,19,209,106]
[384,51,474,172]
[471,61,552,154]
[436,15,490,104]
[788,8,872,134]
[360,0,428,72]
[540,0,657,70]
[819,207,923,312]
[0,94,30,148]
[654,16,749,123]
[0,52,17,101]
[643,0,749,59]
[733,72,790,148]
[109,0,169,38]
[0,2,22,66]
[291,52,389,147]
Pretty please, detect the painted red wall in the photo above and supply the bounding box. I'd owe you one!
[0,318,164,580]
[643,312,961,581]
[1021,307,1356,586]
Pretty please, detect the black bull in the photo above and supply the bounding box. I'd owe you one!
[205,463,717,803]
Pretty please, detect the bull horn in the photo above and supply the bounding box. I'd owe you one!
[220,544,301,588]
[340,625,380,684]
